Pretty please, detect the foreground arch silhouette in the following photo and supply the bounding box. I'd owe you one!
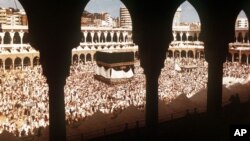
[17,0,250,141]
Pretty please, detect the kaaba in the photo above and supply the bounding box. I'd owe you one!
[94,51,135,84]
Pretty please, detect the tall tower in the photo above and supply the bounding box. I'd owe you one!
[120,7,132,28]
[173,7,181,26]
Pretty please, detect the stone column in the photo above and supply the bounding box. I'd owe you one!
[10,32,15,44]
[180,32,183,41]
[97,31,101,43]
[206,59,224,115]
[116,31,120,42]
[246,55,249,65]
[104,31,108,42]
[83,31,87,42]
[173,32,177,41]
[0,33,4,44]
[20,31,24,45]
[110,31,114,42]
[90,31,94,43]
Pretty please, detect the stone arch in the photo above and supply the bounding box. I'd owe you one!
[244,32,249,43]
[5,58,13,69]
[194,33,198,41]
[119,32,124,42]
[188,35,193,41]
[234,53,239,62]
[73,54,78,64]
[23,57,31,66]
[23,32,29,44]
[86,32,92,42]
[181,50,186,58]
[200,51,204,58]
[174,50,180,58]
[125,35,128,42]
[4,32,11,44]
[13,32,21,44]
[176,32,181,41]
[93,32,98,42]
[182,33,187,41]
[107,32,111,42]
[113,32,118,42]
[14,57,22,68]
[241,54,247,64]
[33,56,40,66]
[168,50,173,57]
[80,54,85,63]
[86,53,92,62]
[238,32,244,42]
[188,50,194,58]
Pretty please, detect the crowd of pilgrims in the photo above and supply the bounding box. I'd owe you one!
[0,57,249,137]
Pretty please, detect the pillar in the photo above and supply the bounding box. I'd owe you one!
[110,31,114,42]
[21,60,24,70]
[20,31,24,45]
[0,33,4,44]
[83,31,87,43]
[180,32,183,41]
[31,58,34,67]
[123,32,127,42]
[246,55,249,65]
[10,32,15,45]
[97,31,101,43]
[104,31,108,42]
[235,32,239,43]
[117,31,120,42]
[173,32,177,41]
[145,71,160,128]
[90,31,94,43]
[207,60,224,115]
[3,59,5,72]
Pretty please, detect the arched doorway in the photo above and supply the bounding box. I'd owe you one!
[73,54,78,64]
[23,57,31,66]
[241,54,247,64]
[86,53,92,62]
[188,50,194,58]
[234,53,239,62]
[14,57,22,69]
[168,50,173,58]
[174,50,180,58]
[5,58,13,69]
[80,54,85,63]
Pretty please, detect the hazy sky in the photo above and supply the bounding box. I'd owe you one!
[0,0,247,21]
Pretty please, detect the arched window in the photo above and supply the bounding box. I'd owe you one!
[4,32,11,44]
[13,32,21,44]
